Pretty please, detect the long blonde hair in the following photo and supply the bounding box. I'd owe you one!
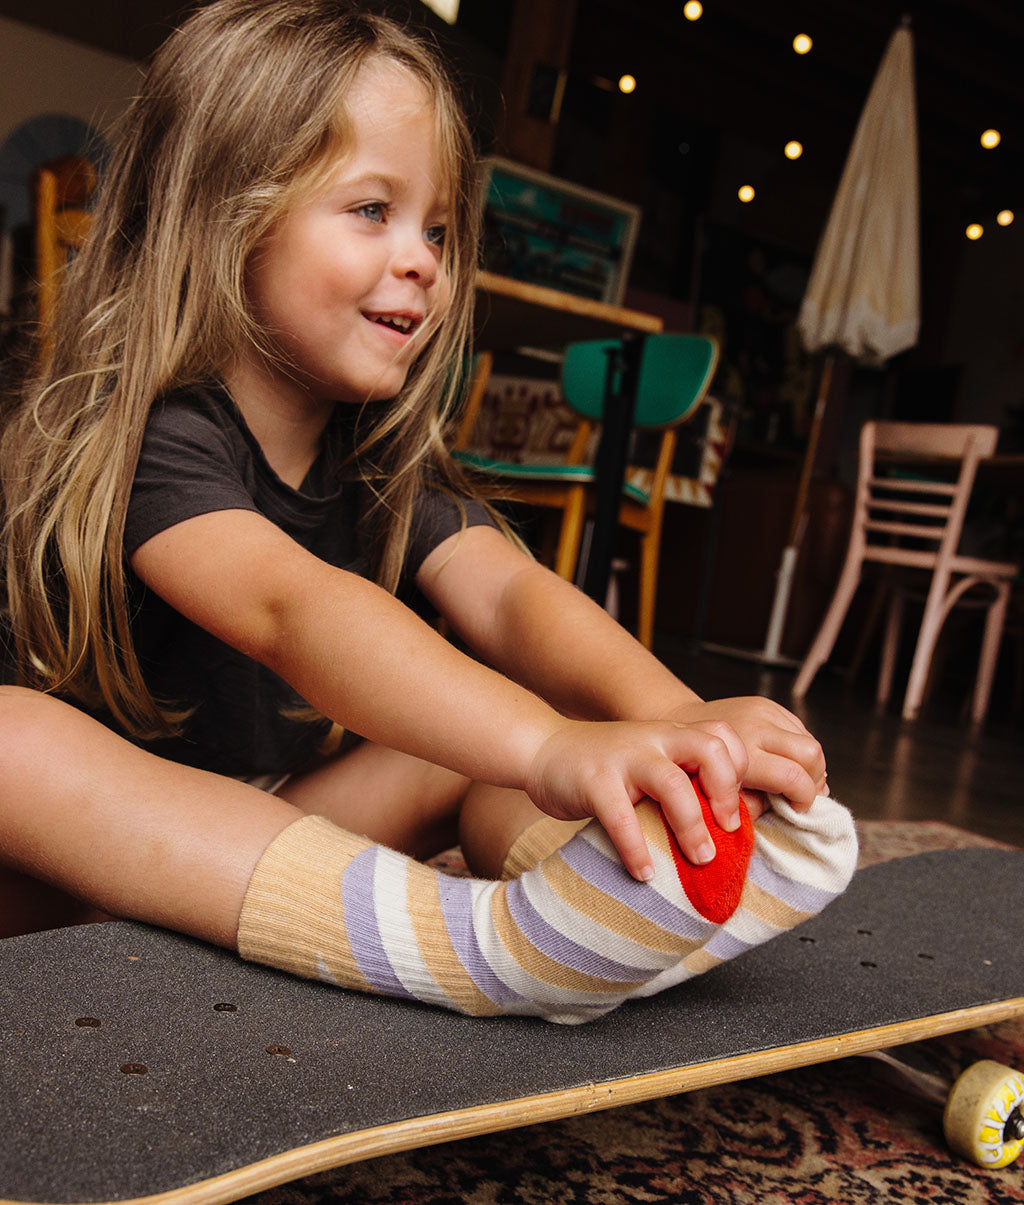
[0,0,483,737]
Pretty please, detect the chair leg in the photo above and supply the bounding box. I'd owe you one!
[901,575,952,721]
[553,486,587,581]
[846,579,887,687]
[971,583,1010,725]
[792,561,863,698]
[877,588,903,707]
[636,526,660,650]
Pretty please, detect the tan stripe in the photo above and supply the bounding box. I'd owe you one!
[738,878,813,930]
[683,946,723,975]
[237,816,373,994]
[540,852,700,958]
[490,883,647,994]
[405,864,500,1016]
[501,815,589,879]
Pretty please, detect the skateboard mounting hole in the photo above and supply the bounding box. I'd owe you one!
[74,1017,101,1028]
[266,1045,291,1057]
[798,936,816,944]
[213,1002,238,1012]
[857,929,872,936]
[917,952,935,961]
[860,961,878,969]
[120,1063,148,1075]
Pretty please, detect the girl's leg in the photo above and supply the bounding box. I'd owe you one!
[239,786,858,1023]
[278,743,573,877]
[276,740,471,861]
[0,686,299,946]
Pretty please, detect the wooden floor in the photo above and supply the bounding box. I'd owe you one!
[655,637,1024,851]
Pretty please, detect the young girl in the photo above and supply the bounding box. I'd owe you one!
[0,0,856,1022]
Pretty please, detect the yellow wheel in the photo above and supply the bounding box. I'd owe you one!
[943,1060,1024,1168]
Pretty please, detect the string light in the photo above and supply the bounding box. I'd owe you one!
[980,129,1001,149]
[997,210,1015,227]
[618,74,637,94]
[784,140,803,160]
[966,223,984,240]
[793,33,813,54]
[683,1,703,19]
[738,185,755,203]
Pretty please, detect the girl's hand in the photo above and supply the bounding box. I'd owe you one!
[664,696,827,809]
[524,718,748,881]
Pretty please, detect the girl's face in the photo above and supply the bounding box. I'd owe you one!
[240,59,452,409]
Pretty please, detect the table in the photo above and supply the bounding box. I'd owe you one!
[473,271,664,602]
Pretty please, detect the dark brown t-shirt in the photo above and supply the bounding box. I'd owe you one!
[109,381,494,775]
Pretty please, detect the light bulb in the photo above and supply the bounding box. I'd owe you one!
[980,129,1001,149]
[738,185,755,203]
[966,223,984,240]
[618,74,636,94]
[793,33,813,54]
[784,140,803,160]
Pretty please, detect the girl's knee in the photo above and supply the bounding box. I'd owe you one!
[0,686,107,777]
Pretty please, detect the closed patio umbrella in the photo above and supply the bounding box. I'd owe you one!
[762,16,920,661]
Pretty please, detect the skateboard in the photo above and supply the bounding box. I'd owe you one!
[2,848,1022,1204]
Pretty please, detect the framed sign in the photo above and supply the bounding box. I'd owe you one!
[480,156,640,305]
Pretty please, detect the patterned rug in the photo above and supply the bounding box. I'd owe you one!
[248,821,1023,1205]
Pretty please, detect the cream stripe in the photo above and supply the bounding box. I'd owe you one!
[405,862,500,1016]
[373,850,446,1004]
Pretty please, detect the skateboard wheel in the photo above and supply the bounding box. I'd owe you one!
[943,1060,1024,1168]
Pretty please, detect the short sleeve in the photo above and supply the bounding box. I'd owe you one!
[405,488,498,577]
[124,397,263,557]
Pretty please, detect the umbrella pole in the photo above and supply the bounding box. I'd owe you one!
[761,350,836,661]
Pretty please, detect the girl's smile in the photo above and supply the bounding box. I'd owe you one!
[228,58,450,429]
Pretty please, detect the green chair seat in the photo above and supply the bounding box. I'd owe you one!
[454,451,650,505]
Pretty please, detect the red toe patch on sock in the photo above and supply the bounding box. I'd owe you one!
[658,779,754,924]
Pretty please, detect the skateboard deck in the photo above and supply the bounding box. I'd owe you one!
[2,847,1022,1204]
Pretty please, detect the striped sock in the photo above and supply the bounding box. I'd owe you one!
[237,795,857,1024]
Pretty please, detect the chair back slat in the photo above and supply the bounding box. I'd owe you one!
[867,475,957,497]
[866,497,955,520]
[864,519,951,542]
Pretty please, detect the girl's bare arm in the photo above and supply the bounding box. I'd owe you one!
[418,525,827,808]
[130,508,741,877]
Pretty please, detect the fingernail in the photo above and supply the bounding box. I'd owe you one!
[696,841,716,864]
[637,864,654,882]
[722,812,740,833]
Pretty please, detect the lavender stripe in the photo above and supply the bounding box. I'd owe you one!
[560,834,714,941]
[700,927,756,962]
[504,877,656,983]
[436,876,527,1006]
[747,856,838,912]
[340,847,415,1000]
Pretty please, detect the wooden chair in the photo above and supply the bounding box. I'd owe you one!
[792,421,1019,723]
[455,333,719,647]
[33,153,96,335]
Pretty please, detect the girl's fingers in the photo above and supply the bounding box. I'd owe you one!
[642,734,740,867]
[743,752,822,810]
[593,797,659,881]
[682,719,747,833]
[755,726,827,786]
